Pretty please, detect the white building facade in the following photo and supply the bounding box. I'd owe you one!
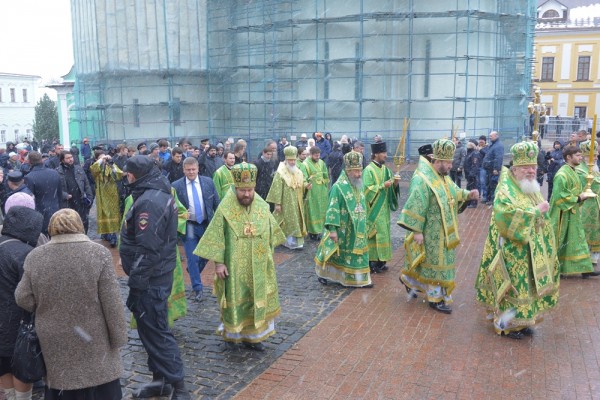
[0,73,39,148]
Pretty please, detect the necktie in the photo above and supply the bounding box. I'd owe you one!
[191,179,204,224]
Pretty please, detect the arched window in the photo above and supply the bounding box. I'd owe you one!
[542,9,560,18]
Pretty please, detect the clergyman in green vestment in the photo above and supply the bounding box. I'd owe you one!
[195,163,285,350]
[575,140,600,267]
[314,151,373,288]
[475,141,559,339]
[266,146,309,249]
[549,145,595,277]
[397,139,477,314]
[302,146,330,240]
[213,151,236,200]
[90,153,123,243]
[363,141,399,273]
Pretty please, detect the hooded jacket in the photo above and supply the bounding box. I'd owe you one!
[119,165,178,290]
[0,206,43,356]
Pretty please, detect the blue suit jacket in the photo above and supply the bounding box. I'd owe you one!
[172,175,220,223]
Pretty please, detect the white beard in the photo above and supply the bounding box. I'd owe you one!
[593,164,599,173]
[518,178,541,195]
[286,164,298,174]
[350,177,362,189]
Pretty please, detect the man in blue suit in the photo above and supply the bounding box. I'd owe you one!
[172,157,220,301]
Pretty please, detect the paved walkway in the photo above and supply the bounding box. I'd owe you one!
[235,203,600,400]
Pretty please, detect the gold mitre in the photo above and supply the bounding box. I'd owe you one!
[510,141,538,166]
[284,146,298,160]
[432,138,455,161]
[231,162,257,188]
[580,140,598,156]
[344,151,363,170]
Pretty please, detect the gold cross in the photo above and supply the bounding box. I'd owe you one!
[244,222,256,237]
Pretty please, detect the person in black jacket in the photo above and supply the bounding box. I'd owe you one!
[163,147,185,183]
[23,151,62,235]
[326,142,344,185]
[254,146,277,202]
[464,141,482,208]
[545,140,565,201]
[0,206,43,400]
[56,150,94,233]
[119,156,191,400]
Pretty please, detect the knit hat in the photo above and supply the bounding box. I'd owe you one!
[231,162,257,188]
[5,192,35,212]
[510,141,539,166]
[344,151,363,170]
[432,139,455,161]
[148,143,159,152]
[284,146,298,160]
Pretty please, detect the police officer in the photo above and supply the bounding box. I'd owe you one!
[119,156,191,400]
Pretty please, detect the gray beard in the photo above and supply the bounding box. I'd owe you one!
[518,178,541,195]
[349,177,362,189]
[286,164,298,174]
[593,164,599,173]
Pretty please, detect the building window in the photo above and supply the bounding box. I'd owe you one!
[577,56,590,80]
[0,130,5,142]
[14,129,19,141]
[10,88,15,102]
[26,129,32,138]
[542,10,559,18]
[574,106,587,119]
[424,40,431,98]
[541,57,554,81]
[133,99,140,127]
[172,98,181,126]
[22,89,28,103]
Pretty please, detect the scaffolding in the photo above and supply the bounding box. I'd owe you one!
[71,0,536,158]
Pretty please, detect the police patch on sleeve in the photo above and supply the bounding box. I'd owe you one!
[138,212,149,230]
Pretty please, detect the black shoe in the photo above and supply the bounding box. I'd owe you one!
[369,261,378,274]
[429,301,452,314]
[194,290,203,302]
[582,272,600,279]
[243,342,266,352]
[402,282,417,299]
[318,277,328,285]
[171,380,192,400]
[520,327,534,336]
[377,261,388,272]
[501,330,524,340]
[133,379,173,398]
[360,283,374,289]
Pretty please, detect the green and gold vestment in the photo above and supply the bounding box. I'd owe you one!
[475,167,559,334]
[549,164,593,274]
[194,190,285,343]
[302,158,329,234]
[397,157,469,298]
[363,161,398,262]
[575,163,600,254]
[90,159,123,234]
[213,165,234,200]
[314,171,371,287]
[266,163,307,239]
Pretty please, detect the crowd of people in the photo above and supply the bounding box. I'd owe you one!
[0,127,599,399]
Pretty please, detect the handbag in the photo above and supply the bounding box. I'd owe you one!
[12,313,46,383]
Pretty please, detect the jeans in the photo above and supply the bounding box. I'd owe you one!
[478,168,487,199]
[183,221,208,293]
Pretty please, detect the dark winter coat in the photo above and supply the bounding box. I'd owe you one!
[199,153,224,178]
[254,157,277,200]
[163,159,185,183]
[451,141,467,172]
[0,206,43,356]
[1,183,33,214]
[316,137,332,159]
[464,148,483,179]
[482,138,504,172]
[24,164,62,234]
[326,145,344,184]
[56,163,93,208]
[546,142,565,182]
[120,166,178,291]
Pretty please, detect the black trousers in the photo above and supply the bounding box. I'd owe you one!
[45,378,122,400]
[127,285,184,383]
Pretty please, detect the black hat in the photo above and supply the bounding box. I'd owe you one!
[137,142,147,151]
[7,171,24,183]
[200,138,210,144]
[124,155,155,179]
[418,144,433,156]
[371,142,387,154]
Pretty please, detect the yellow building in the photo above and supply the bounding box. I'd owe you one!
[534,0,600,136]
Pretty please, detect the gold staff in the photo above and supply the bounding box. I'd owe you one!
[393,118,409,180]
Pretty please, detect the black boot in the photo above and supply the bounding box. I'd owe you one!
[428,301,452,314]
[171,380,192,400]
[133,373,173,398]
